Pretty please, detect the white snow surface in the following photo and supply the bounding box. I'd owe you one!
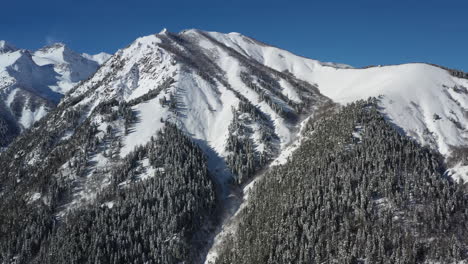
[0,49,60,129]
[82,52,112,65]
[447,164,468,183]
[200,30,467,160]
[33,43,102,94]
[19,104,48,128]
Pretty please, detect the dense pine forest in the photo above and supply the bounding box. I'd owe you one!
[215,99,468,264]
[0,123,217,264]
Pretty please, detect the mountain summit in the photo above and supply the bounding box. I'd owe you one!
[0,40,18,53]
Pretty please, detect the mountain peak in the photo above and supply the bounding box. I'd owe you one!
[0,40,18,53]
[36,42,71,54]
[159,28,169,35]
[51,42,66,48]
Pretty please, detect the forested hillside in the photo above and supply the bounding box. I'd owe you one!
[0,124,217,263]
[215,99,468,264]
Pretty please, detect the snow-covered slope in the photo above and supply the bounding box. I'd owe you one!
[194,30,468,180]
[312,64,468,154]
[0,41,109,147]
[272,62,468,180]
[65,29,326,153]
[83,52,112,65]
[33,43,108,93]
[203,30,352,70]
[0,48,59,146]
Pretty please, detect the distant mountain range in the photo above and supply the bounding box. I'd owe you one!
[0,40,110,147]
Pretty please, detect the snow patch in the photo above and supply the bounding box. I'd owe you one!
[447,163,468,183]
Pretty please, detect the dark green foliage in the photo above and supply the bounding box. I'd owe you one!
[216,99,468,264]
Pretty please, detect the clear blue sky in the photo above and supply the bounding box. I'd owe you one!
[1,0,467,71]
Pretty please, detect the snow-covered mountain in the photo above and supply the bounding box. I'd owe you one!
[1,28,468,263]
[0,40,17,53]
[32,43,106,93]
[2,28,330,209]
[0,41,110,147]
[2,28,468,207]
[0,29,334,262]
[262,60,468,180]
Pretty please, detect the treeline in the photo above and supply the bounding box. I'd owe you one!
[430,64,468,80]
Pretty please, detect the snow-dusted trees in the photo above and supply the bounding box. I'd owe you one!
[34,123,216,264]
[127,77,174,106]
[225,101,278,185]
[0,122,217,264]
[217,99,468,263]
